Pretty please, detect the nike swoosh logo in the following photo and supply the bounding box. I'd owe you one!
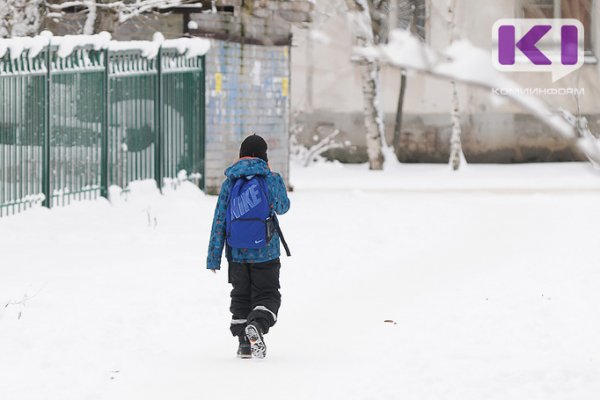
[255,239,264,244]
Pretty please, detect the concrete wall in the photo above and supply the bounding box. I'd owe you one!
[291,0,600,163]
[204,40,290,194]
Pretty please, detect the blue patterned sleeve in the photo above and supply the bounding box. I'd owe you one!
[207,179,231,270]
[268,172,290,215]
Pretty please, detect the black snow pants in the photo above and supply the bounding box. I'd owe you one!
[228,258,281,337]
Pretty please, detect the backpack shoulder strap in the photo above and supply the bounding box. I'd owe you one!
[272,214,291,257]
[258,175,291,257]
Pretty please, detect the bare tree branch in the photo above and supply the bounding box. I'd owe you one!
[45,0,200,32]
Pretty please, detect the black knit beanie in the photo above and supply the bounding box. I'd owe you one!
[239,134,268,162]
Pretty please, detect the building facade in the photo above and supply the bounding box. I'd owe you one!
[292,0,600,163]
[44,0,312,193]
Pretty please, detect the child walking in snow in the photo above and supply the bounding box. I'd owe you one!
[207,134,290,359]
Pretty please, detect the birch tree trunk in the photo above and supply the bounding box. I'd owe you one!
[346,0,386,170]
[361,59,385,169]
[449,80,462,170]
[447,0,464,170]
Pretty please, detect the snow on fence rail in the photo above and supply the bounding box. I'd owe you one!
[0,32,209,217]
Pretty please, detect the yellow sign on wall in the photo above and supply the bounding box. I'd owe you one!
[215,72,222,93]
[282,77,288,97]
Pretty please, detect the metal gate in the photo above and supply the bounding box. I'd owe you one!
[0,42,206,217]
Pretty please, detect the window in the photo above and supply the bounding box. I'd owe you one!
[522,0,593,53]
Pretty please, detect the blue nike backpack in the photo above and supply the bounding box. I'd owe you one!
[226,175,271,249]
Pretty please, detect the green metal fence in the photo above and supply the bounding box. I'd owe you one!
[0,44,205,217]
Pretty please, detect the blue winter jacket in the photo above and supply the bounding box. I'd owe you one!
[207,158,290,270]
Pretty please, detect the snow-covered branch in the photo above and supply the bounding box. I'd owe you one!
[558,109,600,168]
[0,31,210,60]
[45,0,200,29]
[290,115,353,167]
[355,30,600,164]
[45,1,91,10]
[302,129,345,167]
[83,1,97,35]
[1,0,43,38]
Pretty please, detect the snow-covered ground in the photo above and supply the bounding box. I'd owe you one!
[1,162,600,400]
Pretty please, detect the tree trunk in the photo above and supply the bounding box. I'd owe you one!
[83,0,98,35]
[361,60,385,170]
[393,68,407,157]
[346,0,386,170]
[449,80,462,170]
[447,0,463,170]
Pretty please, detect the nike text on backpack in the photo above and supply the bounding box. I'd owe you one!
[225,175,291,256]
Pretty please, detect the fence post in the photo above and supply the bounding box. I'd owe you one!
[155,47,163,190]
[42,47,51,208]
[200,55,206,190]
[101,48,109,198]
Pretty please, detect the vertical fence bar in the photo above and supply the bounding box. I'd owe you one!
[0,76,4,217]
[155,48,163,190]
[42,48,51,208]
[9,65,14,206]
[101,48,109,198]
[1,41,207,217]
[200,55,206,190]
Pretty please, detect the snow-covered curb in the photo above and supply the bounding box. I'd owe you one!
[0,31,211,60]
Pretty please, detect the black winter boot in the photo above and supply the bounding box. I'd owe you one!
[237,334,252,359]
[245,322,267,359]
